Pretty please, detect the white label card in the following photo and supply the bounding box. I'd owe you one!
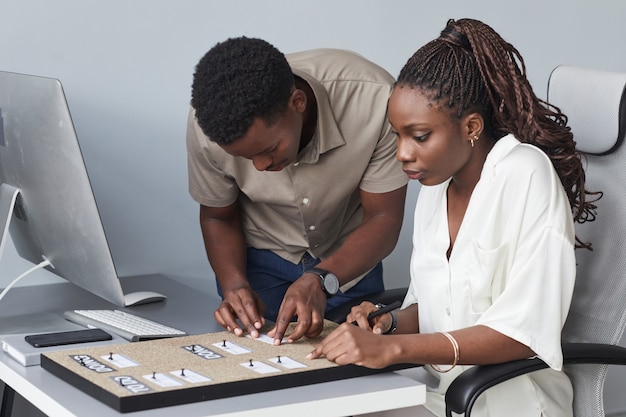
[170,369,212,383]
[246,333,286,345]
[268,356,307,369]
[143,372,184,388]
[213,340,251,355]
[240,360,280,374]
[102,353,139,368]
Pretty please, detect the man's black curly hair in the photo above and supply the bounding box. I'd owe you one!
[191,36,295,145]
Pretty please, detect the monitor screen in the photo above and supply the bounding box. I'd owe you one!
[0,70,160,307]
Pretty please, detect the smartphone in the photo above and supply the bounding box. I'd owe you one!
[25,328,112,348]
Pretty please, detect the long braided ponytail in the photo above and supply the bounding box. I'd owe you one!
[397,18,599,248]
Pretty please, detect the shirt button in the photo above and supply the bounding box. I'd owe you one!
[445,307,451,316]
[302,197,310,205]
[309,225,316,231]
[293,162,300,167]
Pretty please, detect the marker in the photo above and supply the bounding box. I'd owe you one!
[351,300,402,326]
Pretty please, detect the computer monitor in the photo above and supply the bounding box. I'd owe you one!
[0,70,164,307]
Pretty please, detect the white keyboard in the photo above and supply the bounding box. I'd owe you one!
[64,310,187,342]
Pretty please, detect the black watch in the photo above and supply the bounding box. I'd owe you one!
[305,267,340,297]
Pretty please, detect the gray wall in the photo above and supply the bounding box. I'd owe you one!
[1,0,625,414]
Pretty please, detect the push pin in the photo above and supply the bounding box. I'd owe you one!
[249,359,254,367]
[109,352,114,361]
[277,355,282,364]
[119,379,125,387]
[222,340,227,347]
[180,368,186,377]
[152,371,156,379]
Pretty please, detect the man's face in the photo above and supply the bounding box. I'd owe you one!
[221,90,304,172]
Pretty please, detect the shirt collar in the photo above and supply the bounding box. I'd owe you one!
[481,134,519,178]
[292,68,345,164]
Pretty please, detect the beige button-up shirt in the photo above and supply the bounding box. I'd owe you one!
[187,49,407,268]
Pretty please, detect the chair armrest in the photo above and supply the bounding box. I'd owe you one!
[444,357,548,417]
[562,342,626,365]
[444,342,626,417]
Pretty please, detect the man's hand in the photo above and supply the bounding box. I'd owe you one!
[267,273,326,345]
[214,286,266,338]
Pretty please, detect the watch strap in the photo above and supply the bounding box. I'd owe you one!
[384,310,398,335]
[306,267,328,276]
[305,267,337,297]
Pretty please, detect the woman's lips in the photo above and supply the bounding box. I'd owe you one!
[403,169,424,181]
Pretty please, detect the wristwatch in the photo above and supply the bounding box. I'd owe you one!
[375,303,398,334]
[305,267,340,297]
[384,310,398,334]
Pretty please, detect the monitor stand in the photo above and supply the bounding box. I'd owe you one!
[0,183,20,266]
[123,290,167,306]
[0,183,166,307]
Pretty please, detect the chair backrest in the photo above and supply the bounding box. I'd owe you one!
[547,65,626,417]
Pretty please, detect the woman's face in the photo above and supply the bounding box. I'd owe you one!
[388,85,473,186]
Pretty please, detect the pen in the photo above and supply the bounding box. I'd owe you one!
[351,300,402,325]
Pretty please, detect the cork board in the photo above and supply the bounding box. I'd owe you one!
[41,321,409,413]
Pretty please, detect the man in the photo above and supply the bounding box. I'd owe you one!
[187,36,407,344]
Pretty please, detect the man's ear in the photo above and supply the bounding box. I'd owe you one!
[463,112,484,139]
[291,89,307,113]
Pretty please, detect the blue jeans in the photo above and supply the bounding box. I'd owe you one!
[216,247,384,322]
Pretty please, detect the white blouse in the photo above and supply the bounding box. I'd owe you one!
[403,134,576,416]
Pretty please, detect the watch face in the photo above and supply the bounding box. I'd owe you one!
[323,273,340,295]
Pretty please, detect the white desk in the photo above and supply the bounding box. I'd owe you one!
[0,275,425,416]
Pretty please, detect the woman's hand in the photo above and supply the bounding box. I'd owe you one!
[347,301,395,335]
[306,322,396,369]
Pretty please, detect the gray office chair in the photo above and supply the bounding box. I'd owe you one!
[444,65,626,417]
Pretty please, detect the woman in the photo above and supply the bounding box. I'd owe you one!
[308,18,598,416]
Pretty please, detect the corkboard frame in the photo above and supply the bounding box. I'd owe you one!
[40,323,414,413]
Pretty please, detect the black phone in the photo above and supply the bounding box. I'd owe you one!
[25,328,112,348]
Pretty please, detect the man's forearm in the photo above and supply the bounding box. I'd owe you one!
[313,186,406,286]
[200,205,249,291]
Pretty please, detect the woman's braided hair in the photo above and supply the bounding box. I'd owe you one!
[398,18,599,249]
